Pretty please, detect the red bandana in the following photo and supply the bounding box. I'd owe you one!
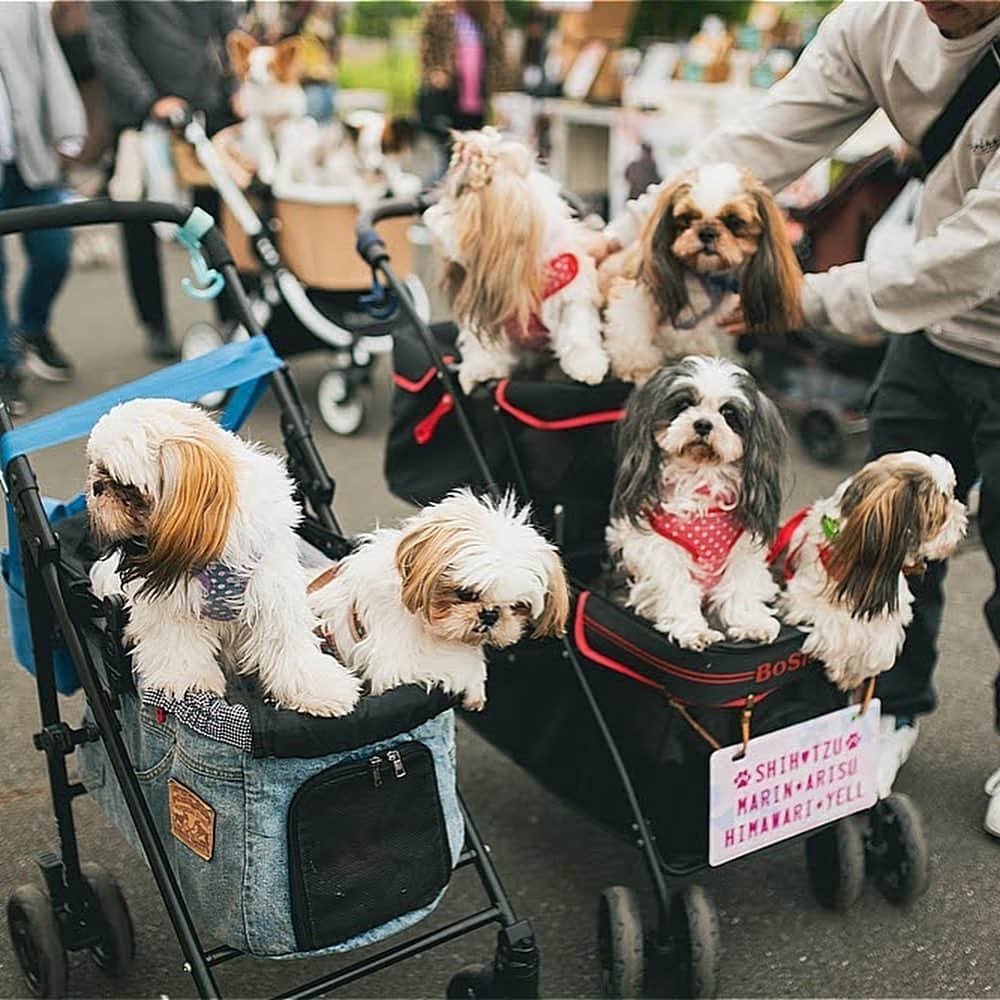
[503,252,580,350]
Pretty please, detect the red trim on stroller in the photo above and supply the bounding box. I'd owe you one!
[414,393,454,445]
[392,356,457,393]
[573,592,661,691]
[493,381,626,431]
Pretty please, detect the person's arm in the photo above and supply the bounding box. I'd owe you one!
[87,0,158,125]
[36,2,86,156]
[421,4,452,90]
[605,3,878,250]
[802,150,1000,337]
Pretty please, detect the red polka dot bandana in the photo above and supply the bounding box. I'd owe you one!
[647,500,744,591]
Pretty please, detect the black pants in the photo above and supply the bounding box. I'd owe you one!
[868,332,1000,728]
[121,184,233,330]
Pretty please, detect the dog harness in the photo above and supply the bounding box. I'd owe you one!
[195,561,253,622]
[646,491,743,590]
[766,507,841,580]
[306,563,367,662]
[503,252,580,350]
[673,273,740,331]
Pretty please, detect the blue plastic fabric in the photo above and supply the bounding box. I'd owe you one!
[1,336,283,465]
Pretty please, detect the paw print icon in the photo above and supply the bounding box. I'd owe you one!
[846,731,861,751]
[734,769,751,789]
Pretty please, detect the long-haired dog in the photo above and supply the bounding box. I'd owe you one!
[607,356,787,650]
[86,399,360,717]
[308,491,569,710]
[602,162,802,384]
[775,452,967,691]
[424,128,609,393]
[226,29,307,186]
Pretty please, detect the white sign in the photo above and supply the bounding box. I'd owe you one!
[708,701,880,867]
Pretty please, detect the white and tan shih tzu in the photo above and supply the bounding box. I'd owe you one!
[775,452,967,692]
[607,356,787,650]
[423,127,609,394]
[86,399,360,717]
[602,162,802,384]
[308,490,569,710]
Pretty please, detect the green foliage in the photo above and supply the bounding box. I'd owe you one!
[338,47,420,115]
[628,0,754,45]
[347,0,419,39]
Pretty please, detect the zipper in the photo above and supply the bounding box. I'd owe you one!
[387,749,407,778]
[369,755,383,787]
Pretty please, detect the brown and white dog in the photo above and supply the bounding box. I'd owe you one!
[602,162,802,383]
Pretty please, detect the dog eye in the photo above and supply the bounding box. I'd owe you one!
[722,215,745,234]
[456,588,479,603]
[720,403,743,428]
[674,213,694,229]
[512,601,531,615]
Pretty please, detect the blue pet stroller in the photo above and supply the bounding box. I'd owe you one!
[0,200,538,999]
[355,196,931,998]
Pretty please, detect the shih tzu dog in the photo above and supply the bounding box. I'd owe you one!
[602,162,802,384]
[308,490,569,710]
[775,452,967,692]
[607,356,787,650]
[86,399,360,717]
[424,127,609,393]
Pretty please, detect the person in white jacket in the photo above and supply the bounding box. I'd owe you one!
[595,0,1000,835]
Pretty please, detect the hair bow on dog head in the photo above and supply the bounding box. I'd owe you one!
[450,135,497,192]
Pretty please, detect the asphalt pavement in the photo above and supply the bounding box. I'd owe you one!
[0,237,997,999]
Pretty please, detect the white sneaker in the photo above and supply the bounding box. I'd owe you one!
[877,715,919,799]
[984,767,1000,838]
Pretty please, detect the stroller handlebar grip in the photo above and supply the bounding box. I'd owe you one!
[355,193,437,268]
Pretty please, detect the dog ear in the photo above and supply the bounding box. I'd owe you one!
[395,518,453,620]
[382,116,416,154]
[139,434,237,597]
[737,383,787,542]
[272,35,304,83]
[532,549,570,638]
[741,179,803,336]
[226,29,257,81]
[824,467,924,619]
[639,180,691,325]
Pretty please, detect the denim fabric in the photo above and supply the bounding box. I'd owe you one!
[76,698,462,958]
[0,163,72,366]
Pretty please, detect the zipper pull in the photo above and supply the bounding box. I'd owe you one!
[370,755,383,788]
[387,749,407,778]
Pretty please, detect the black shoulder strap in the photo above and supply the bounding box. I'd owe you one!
[920,38,1000,175]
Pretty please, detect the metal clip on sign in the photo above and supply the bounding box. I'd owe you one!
[175,207,225,301]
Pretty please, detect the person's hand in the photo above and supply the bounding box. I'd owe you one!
[428,68,450,90]
[151,95,188,124]
[718,293,805,338]
[586,232,621,263]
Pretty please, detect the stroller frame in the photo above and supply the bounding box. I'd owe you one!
[357,198,930,997]
[0,199,538,1000]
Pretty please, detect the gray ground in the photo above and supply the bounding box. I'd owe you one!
[0,239,998,999]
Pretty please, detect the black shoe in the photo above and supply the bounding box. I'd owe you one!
[0,366,27,416]
[145,324,180,361]
[20,332,74,382]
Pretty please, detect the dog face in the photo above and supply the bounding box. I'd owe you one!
[227,30,303,86]
[824,451,968,619]
[86,400,237,598]
[612,356,787,541]
[395,491,569,648]
[640,162,802,334]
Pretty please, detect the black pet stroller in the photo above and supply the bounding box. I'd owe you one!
[356,196,930,999]
[0,199,539,999]
[170,109,431,436]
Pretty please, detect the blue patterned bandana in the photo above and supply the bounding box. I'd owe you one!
[194,561,252,622]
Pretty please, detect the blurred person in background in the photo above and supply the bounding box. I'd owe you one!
[0,1,87,413]
[594,0,1000,834]
[89,0,240,362]
[418,0,507,139]
[243,1,342,122]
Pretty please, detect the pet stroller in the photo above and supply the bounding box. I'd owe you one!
[169,108,431,436]
[0,199,539,999]
[356,197,930,998]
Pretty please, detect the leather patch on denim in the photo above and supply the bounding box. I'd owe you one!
[168,779,215,861]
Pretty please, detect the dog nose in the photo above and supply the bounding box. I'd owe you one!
[92,480,105,497]
[699,226,717,246]
[479,607,500,627]
[693,418,713,437]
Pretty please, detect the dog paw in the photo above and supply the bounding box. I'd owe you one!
[561,347,609,385]
[726,616,781,644]
[461,691,486,712]
[277,665,361,718]
[661,623,724,651]
[458,363,507,394]
[147,672,227,703]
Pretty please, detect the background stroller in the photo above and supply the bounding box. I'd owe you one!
[170,108,431,436]
[0,199,538,1000]
[358,196,931,998]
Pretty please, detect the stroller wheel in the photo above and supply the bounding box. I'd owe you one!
[181,322,227,409]
[446,962,496,999]
[664,884,721,1000]
[867,793,930,904]
[804,817,866,912]
[317,371,365,436]
[7,883,68,997]
[597,885,644,998]
[798,407,846,465]
[81,863,135,977]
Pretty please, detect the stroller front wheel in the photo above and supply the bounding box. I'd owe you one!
[446,963,496,999]
[81,862,135,977]
[7,883,68,998]
[597,885,645,998]
[664,884,721,1000]
[798,407,846,465]
[317,370,366,436]
[804,817,866,911]
[866,793,930,904]
[181,322,228,409]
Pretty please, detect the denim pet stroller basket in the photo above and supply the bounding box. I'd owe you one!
[357,197,932,998]
[0,200,538,1000]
